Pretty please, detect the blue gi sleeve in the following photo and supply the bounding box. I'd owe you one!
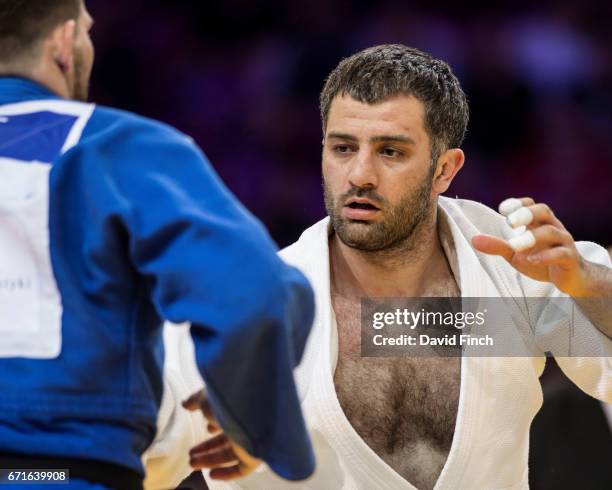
[107,122,315,480]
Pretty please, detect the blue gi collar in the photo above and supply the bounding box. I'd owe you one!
[0,76,59,104]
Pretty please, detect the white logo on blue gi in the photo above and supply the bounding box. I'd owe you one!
[0,100,94,359]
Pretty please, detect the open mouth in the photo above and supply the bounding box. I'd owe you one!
[342,199,381,220]
[346,202,379,210]
[344,198,380,211]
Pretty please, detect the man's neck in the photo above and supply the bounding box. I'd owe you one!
[330,209,451,299]
[0,61,68,98]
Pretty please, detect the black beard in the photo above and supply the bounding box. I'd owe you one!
[324,169,434,255]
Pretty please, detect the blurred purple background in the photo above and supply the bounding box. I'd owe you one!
[86,0,612,248]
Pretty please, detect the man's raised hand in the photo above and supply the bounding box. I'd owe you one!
[472,197,599,297]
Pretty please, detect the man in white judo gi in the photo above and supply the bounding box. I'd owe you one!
[189,44,611,490]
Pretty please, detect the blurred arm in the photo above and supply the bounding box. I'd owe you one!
[114,127,315,481]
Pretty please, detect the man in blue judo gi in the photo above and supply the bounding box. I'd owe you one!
[0,1,315,488]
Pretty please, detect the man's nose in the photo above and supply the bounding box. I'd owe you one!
[347,150,378,189]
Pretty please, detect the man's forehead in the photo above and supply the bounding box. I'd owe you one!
[326,93,427,141]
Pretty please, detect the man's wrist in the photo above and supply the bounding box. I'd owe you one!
[567,260,612,298]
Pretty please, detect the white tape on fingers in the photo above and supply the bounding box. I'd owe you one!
[508,231,536,252]
[499,198,523,216]
[507,207,533,228]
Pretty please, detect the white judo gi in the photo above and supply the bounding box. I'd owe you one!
[171,197,612,490]
[143,324,206,490]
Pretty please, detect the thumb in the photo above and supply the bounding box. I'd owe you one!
[182,389,205,411]
[182,389,218,427]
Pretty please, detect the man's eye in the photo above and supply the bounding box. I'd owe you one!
[334,145,352,154]
[381,148,401,157]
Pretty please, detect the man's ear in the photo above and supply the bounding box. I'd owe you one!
[51,19,76,76]
[432,148,465,194]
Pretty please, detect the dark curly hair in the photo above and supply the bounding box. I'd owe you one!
[320,44,469,162]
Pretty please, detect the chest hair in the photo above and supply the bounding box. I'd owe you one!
[332,283,461,489]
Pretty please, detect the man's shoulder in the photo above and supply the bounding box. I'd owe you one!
[16,98,174,139]
[62,103,208,183]
[87,104,192,148]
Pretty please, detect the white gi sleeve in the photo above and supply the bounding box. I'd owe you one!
[143,323,208,490]
[528,241,612,403]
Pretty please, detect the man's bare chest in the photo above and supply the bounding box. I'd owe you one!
[332,296,461,489]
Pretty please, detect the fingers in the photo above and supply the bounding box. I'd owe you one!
[190,434,237,469]
[517,197,535,207]
[508,230,535,253]
[476,198,572,258]
[190,433,231,454]
[498,197,534,215]
[189,433,260,481]
[183,389,222,436]
[183,391,261,480]
[499,197,569,253]
[182,390,205,411]
[501,196,559,228]
[529,224,572,249]
[210,464,252,481]
[481,198,584,291]
[526,246,576,267]
[192,446,237,468]
[525,203,560,228]
[506,203,564,230]
[182,389,216,422]
[471,234,514,260]
[507,220,572,255]
[504,224,569,255]
[506,206,534,228]
[499,197,539,253]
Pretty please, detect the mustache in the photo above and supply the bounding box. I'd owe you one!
[339,187,387,207]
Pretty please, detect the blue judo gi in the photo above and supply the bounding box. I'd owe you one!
[0,77,315,489]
